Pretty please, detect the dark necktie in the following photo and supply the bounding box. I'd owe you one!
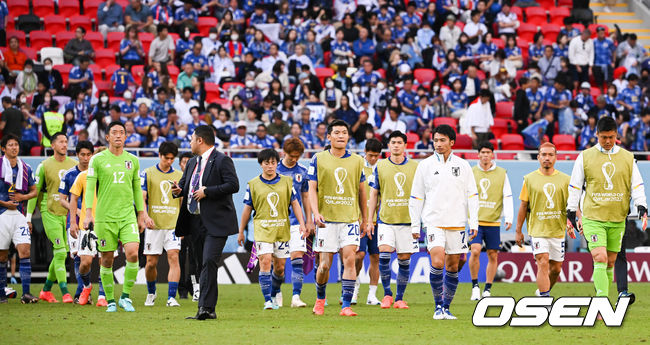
[189,156,202,214]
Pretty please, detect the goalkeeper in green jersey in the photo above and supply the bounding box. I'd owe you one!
[83,122,154,312]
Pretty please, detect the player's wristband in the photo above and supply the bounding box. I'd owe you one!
[411,226,421,235]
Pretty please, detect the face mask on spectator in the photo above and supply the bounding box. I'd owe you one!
[246,80,255,88]
[294,19,301,26]
[101,96,109,103]
[124,91,132,99]
[209,33,218,40]
[377,82,385,90]
[177,129,188,138]
[44,96,51,103]
[352,86,360,94]
[44,65,52,71]
[20,97,26,104]
[24,67,32,74]
[325,81,334,88]
[231,34,239,41]
[433,85,440,92]
[185,30,191,38]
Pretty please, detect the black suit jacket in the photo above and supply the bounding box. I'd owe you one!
[175,149,239,237]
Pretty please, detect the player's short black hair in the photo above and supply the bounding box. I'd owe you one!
[433,124,456,141]
[327,119,350,134]
[159,141,178,156]
[194,125,215,146]
[76,140,94,154]
[365,138,382,153]
[107,121,126,133]
[597,116,617,133]
[388,130,407,143]
[51,132,67,143]
[1,133,20,148]
[258,148,279,164]
[477,141,494,152]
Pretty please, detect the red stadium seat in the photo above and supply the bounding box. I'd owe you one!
[95,49,115,67]
[557,153,579,160]
[140,33,154,56]
[22,47,37,60]
[557,0,572,7]
[205,82,220,102]
[197,17,218,36]
[315,67,335,87]
[69,16,93,33]
[524,7,547,26]
[574,23,585,32]
[454,134,473,149]
[213,99,231,108]
[86,31,105,49]
[29,31,53,51]
[541,25,561,43]
[495,102,514,119]
[59,0,81,17]
[33,0,56,17]
[54,64,73,85]
[376,68,386,79]
[88,64,102,77]
[491,118,510,139]
[497,152,518,160]
[44,16,67,33]
[433,117,458,132]
[517,23,538,43]
[131,65,145,84]
[406,132,419,149]
[30,146,43,156]
[95,80,113,97]
[222,82,244,94]
[84,0,102,17]
[463,152,479,160]
[6,29,26,42]
[168,65,180,81]
[6,16,15,30]
[588,24,608,39]
[511,6,523,21]
[517,40,530,64]
[549,7,570,26]
[552,134,576,151]
[55,31,76,48]
[414,68,437,87]
[107,32,125,51]
[536,0,555,8]
[493,38,505,49]
[7,0,30,17]
[104,64,120,80]
[500,134,525,150]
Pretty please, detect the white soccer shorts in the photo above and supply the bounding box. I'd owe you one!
[256,241,290,259]
[314,221,360,253]
[0,210,30,250]
[289,225,307,253]
[531,237,565,262]
[143,229,181,255]
[425,226,469,254]
[68,229,79,255]
[378,223,418,254]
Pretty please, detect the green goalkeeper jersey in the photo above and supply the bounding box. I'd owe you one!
[86,149,144,222]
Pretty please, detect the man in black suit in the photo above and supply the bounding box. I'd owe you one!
[172,125,239,320]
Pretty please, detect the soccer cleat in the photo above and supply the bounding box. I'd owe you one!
[21,293,38,304]
[339,307,357,316]
[263,301,276,310]
[106,302,117,312]
[39,290,59,303]
[118,297,135,312]
[79,285,92,305]
[144,293,157,306]
[313,298,326,315]
[73,297,80,304]
[192,284,200,302]
[62,294,73,303]
[367,295,381,305]
[380,295,394,309]
[617,291,636,306]
[275,292,283,307]
[96,296,108,307]
[291,294,307,308]
[535,289,541,297]
[166,297,181,307]
[5,287,17,298]
[433,305,445,320]
[393,300,409,309]
[351,281,360,305]
[443,308,457,320]
[482,290,491,298]
[471,286,481,301]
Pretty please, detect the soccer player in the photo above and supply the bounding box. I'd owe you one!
[276,138,314,308]
[354,138,382,306]
[69,146,108,306]
[469,142,513,300]
[409,124,478,320]
[0,135,38,303]
[515,142,574,297]
[141,142,184,307]
[567,116,647,299]
[58,140,94,304]
[84,121,153,312]
[367,131,419,309]
[27,132,77,303]
[237,149,307,310]
[309,119,369,317]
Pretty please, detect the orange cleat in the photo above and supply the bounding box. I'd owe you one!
[393,300,409,309]
[339,307,357,316]
[39,290,59,303]
[313,298,326,315]
[96,297,108,307]
[62,293,73,303]
[380,295,394,309]
[79,284,92,305]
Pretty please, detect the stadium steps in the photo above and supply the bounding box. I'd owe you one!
[592,0,650,50]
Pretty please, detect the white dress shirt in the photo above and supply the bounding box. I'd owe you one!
[188,146,215,214]
[568,36,595,67]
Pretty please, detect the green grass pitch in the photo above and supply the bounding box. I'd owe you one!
[2,283,649,344]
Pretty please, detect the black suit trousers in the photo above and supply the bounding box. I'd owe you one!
[190,215,227,312]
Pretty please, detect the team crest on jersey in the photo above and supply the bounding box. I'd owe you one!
[125,161,133,170]
[319,239,324,247]
[428,234,434,242]
[534,241,540,249]
[295,174,303,183]
[100,239,106,247]
[379,234,384,241]
[451,167,460,177]
[147,243,151,250]
[591,234,598,242]
[55,238,60,245]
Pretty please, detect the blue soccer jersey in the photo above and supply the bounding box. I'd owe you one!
[277,160,309,226]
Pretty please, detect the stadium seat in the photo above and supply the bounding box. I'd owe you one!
[104,64,120,80]
[454,134,473,149]
[588,24,608,39]
[86,31,105,49]
[33,0,56,17]
[557,0,572,7]
[549,7,570,26]
[107,32,125,51]
[557,153,579,160]
[88,64,102,77]
[6,29,26,42]
[517,23,538,43]
[536,0,555,8]
[131,65,145,84]
[463,152,479,160]
[315,67,335,87]
[55,31,76,48]
[491,118,510,139]
[553,134,576,151]
[140,32,154,55]
[29,31,53,51]
[414,68,437,87]
[44,16,67,33]
[40,47,64,65]
[590,87,601,100]
[376,68,386,79]
[198,17,218,36]
[495,102,514,119]
[213,98,231,108]
[59,0,81,17]
[497,152,518,160]
[433,117,458,132]
[406,132,419,149]
[493,38,505,49]
[84,0,102,17]
[500,134,525,150]
[22,47,37,60]
[30,146,43,156]
[511,6,523,21]
[96,49,116,67]
[7,0,30,17]
[222,82,245,94]
[524,7,547,26]
[205,82,220,102]
[541,25,561,43]
[168,65,180,81]
[95,80,113,97]
[69,16,93,33]
[54,64,74,85]
[517,40,530,65]
[574,23,585,32]
[6,16,15,30]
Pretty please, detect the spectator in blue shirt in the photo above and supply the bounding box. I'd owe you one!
[97,0,125,38]
[391,16,410,44]
[187,106,207,135]
[124,120,143,149]
[143,124,166,155]
[397,77,418,130]
[575,81,595,113]
[125,0,154,34]
[133,102,158,135]
[159,108,181,140]
[150,0,173,26]
[152,87,174,121]
[593,26,616,90]
[401,2,422,29]
[110,64,136,96]
[247,29,270,60]
[120,26,146,66]
[120,90,138,118]
[529,32,545,64]
[174,0,199,33]
[230,121,258,158]
[617,74,642,117]
[352,59,381,95]
[68,57,94,94]
[182,41,210,76]
[628,109,650,151]
[545,77,573,135]
[353,27,375,60]
[249,5,268,25]
[560,17,580,40]
[253,124,280,149]
[579,115,598,150]
[522,110,554,149]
